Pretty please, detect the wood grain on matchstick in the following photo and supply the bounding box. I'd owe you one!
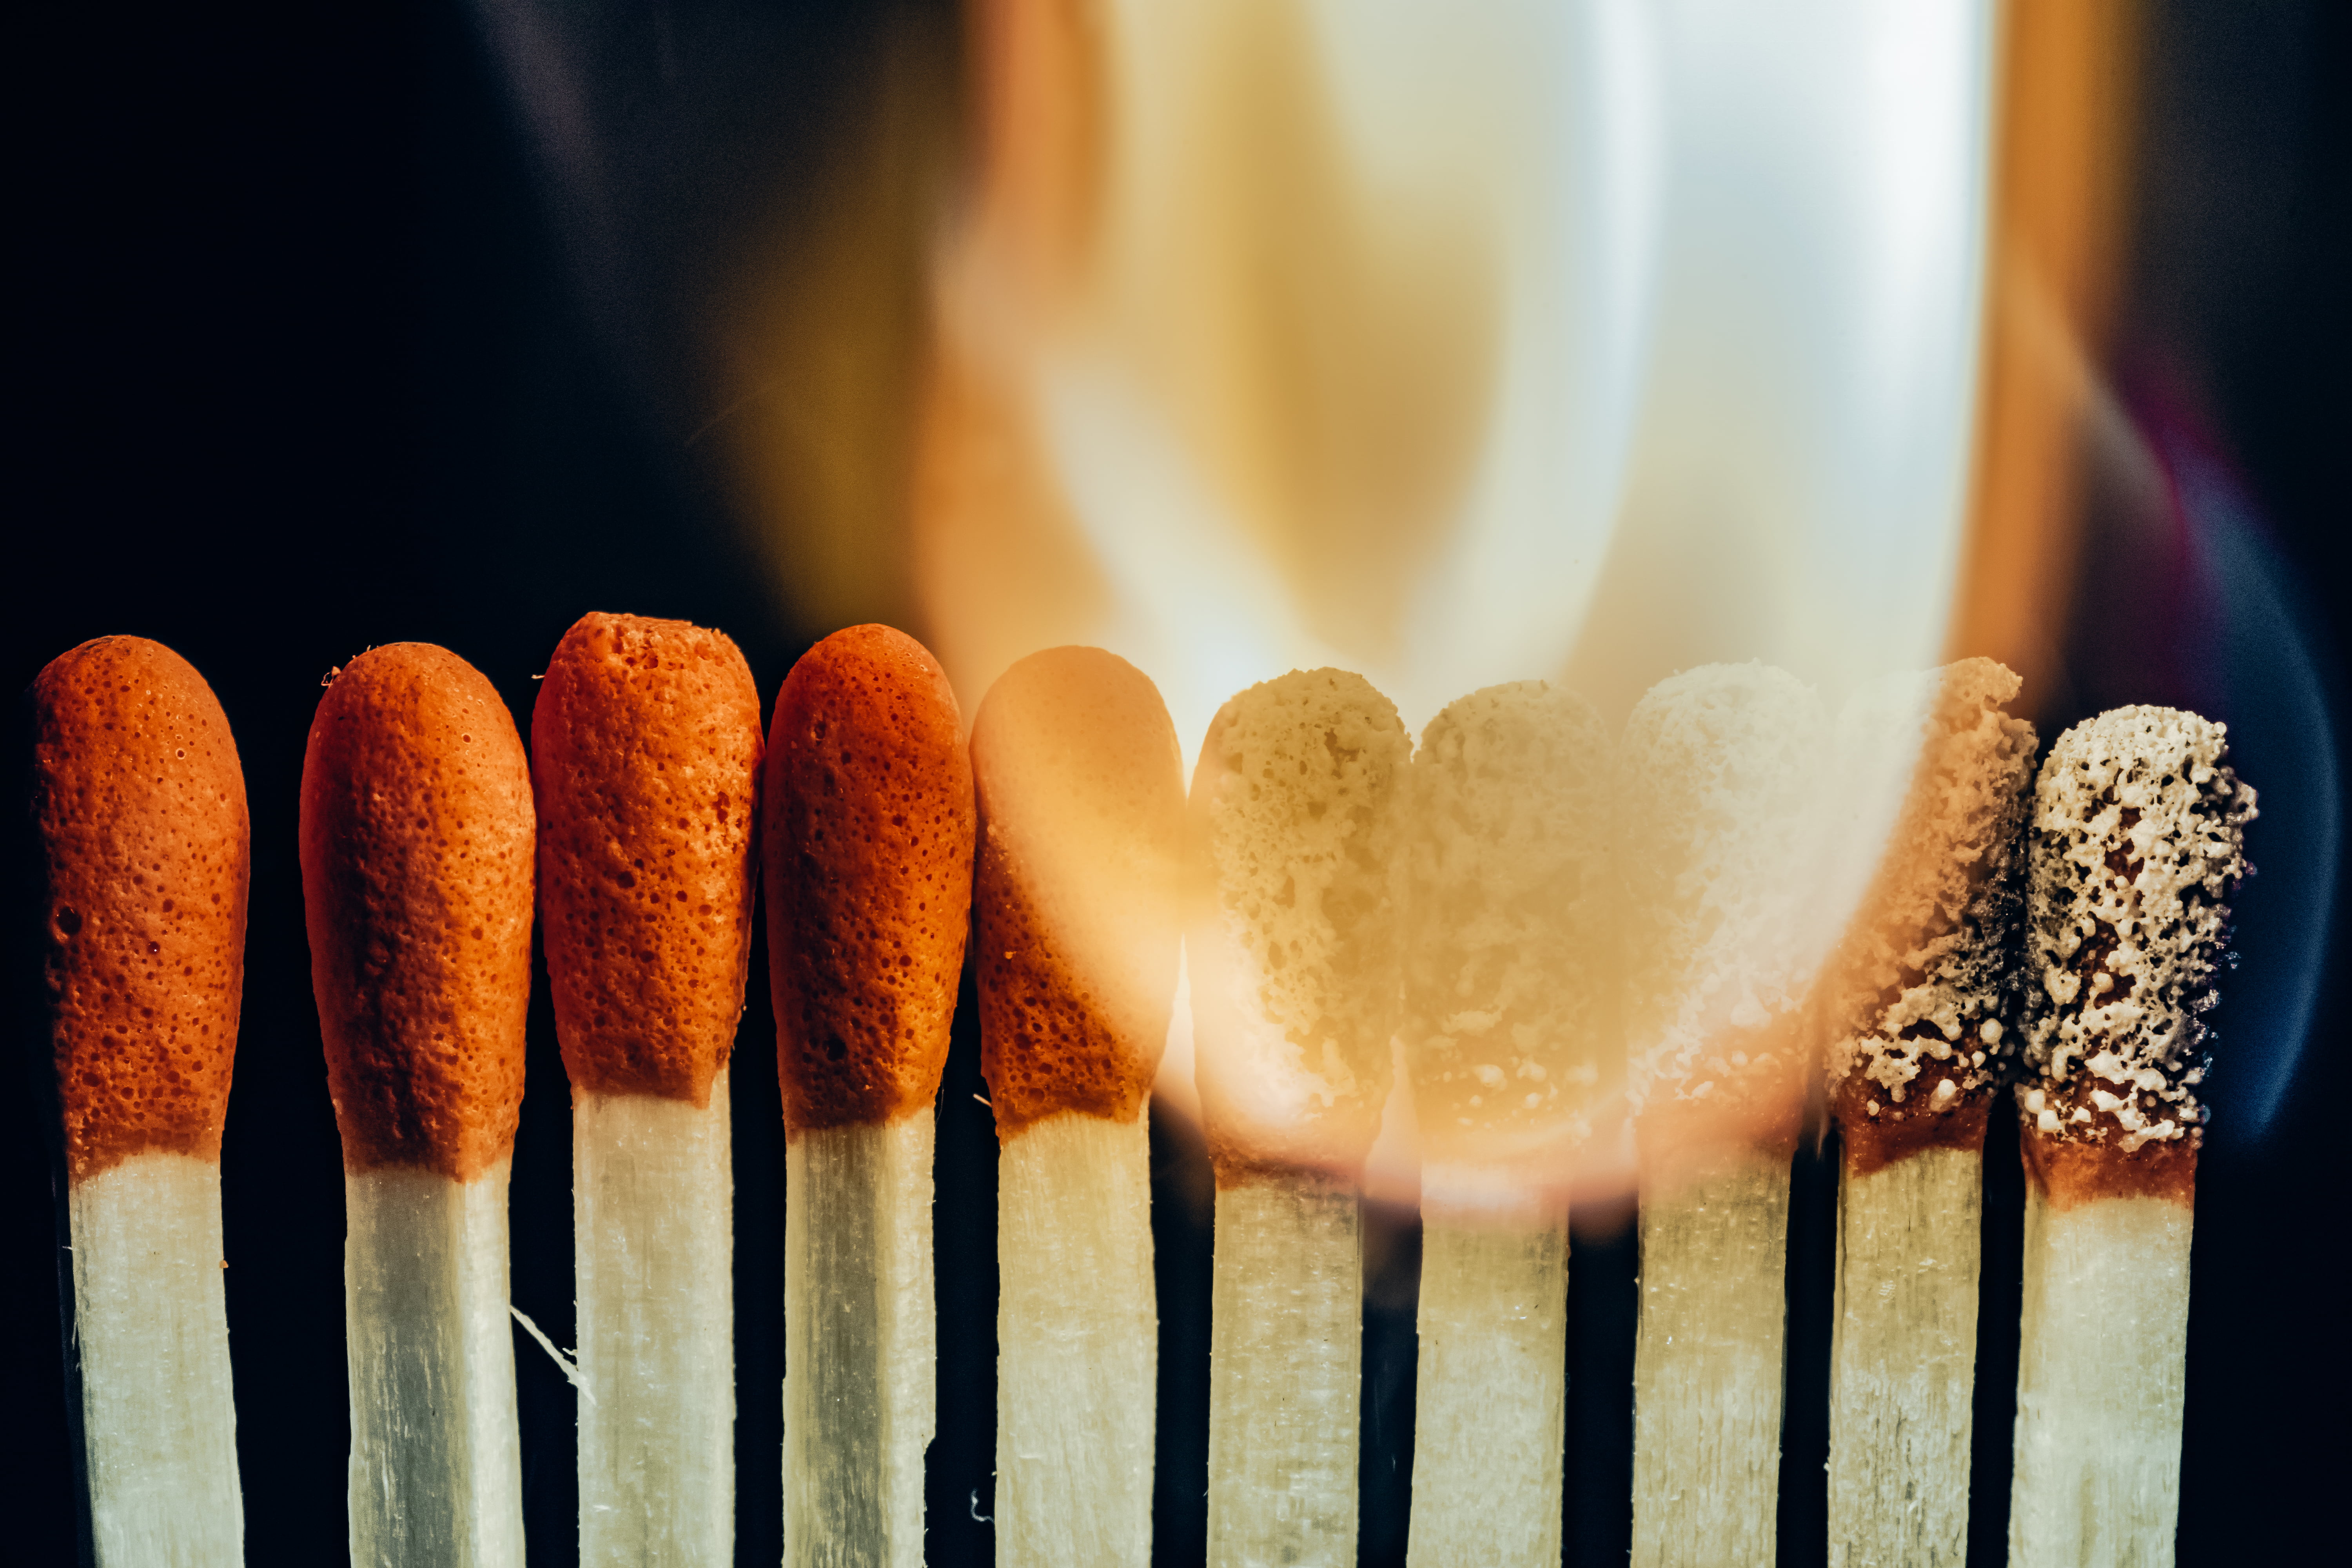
[302,642,535,1179]
[33,636,250,1181]
[534,612,763,1104]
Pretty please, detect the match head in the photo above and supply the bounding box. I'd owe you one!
[31,637,250,1182]
[1187,667,1411,1178]
[2017,705,2254,1205]
[1617,662,1829,1149]
[301,643,535,1181]
[763,624,975,1131]
[1403,681,1618,1170]
[972,646,1184,1137]
[532,613,763,1107]
[1825,659,2038,1171]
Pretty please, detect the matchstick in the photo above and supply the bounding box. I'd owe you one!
[1187,668,1412,1568]
[971,646,1185,1568]
[1820,659,2036,1566]
[1616,662,1828,1568]
[31,636,249,1564]
[532,612,764,1564]
[301,642,536,1565]
[2009,706,2252,1568]
[763,624,976,1568]
[1399,681,1617,1568]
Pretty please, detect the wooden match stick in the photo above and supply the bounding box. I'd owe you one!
[1616,662,1828,1568]
[2009,706,2252,1568]
[763,624,975,1568]
[301,642,536,1564]
[31,636,249,1563]
[1399,681,1617,1568]
[971,646,1184,1568]
[532,612,763,1564]
[1187,668,1412,1568]
[1820,659,2036,1566]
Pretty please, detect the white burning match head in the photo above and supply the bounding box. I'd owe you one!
[32,636,250,1180]
[972,645,1185,1136]
[1401,680,1617,1182]
[1187,668,1411,1180]
[301,643,536,1180]
[533,612,764,1105]
[2018,706,2254,1205]
[1824,658,2038,1169]
[1617,662,1829,1154]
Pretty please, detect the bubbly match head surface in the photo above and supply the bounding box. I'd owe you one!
[2018,705,2253,1205]
[763,624,975,1131]
[533,612,763,1106]
[1617,662,1828,1147]
[1187,667,1411,1178]
[973,646,1184,1137]
[1402,680,1617,1169]
[301,643,535,1181]
[32,637,250,1182]
[1825,659,2037,1171]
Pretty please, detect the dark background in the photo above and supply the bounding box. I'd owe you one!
[7,2,2345,1563]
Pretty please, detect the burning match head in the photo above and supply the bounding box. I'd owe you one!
[972,646,1184,1138]
[1617,662,1829,1154]
[301,644,535,1181]
[763,624,976,1131]
[1825,659,2038,1172]
[532,612,763,1107]
[1402,680,1618,1176]
[1187,667,1411,1180]
[2018,706,2254,1207]
[30,637,249,1182]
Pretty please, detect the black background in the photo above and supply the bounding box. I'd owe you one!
[7,2,2346,1563]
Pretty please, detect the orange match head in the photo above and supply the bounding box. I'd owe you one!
[31,637,250,1183]
[971,646,1184,1138]
[763,624,975,1132]
[301,643,535,1181]
[532,613,763,1107]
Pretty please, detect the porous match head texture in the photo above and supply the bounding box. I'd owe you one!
[1616,662,1829,1148]
[1825,659,2038,1172]
[301,643,535,1181]
[31,637,249,1182]
[1402,681,1618,1169]
[763,624,975,1131]
[2016,705,2252,1206]
[532,612,763,1107]
[973,647,1184,1138]
[1187,668,1411,1179]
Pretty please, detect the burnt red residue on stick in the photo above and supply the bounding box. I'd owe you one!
[762,624,975,1132]
[533,612,763,1106]
[2020,1121,2197,1209]
[301,643,535,1181]
[33,636,250,1183]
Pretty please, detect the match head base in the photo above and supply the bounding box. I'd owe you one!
[2018,1115,2198,1209]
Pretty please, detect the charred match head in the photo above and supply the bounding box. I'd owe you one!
[533,612,764,1107]
[301,643,536,1181]
[763,624,976,1132]
[2018,706,2254,1206]
[1825,658,2038,1172]
[972,646,1184,1138]
[31,636,250,1183]
[1402,680,1617,1177]
[1187,667,1411,1181]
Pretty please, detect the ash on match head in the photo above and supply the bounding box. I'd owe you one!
[972,645,1184,1135]
[534,611,763,1105]
[32,636,250,1180]
[764,623,975,1129]
[1826,658,2038,1170]
[2018,704,2254,1205]
[302,642,536,1180]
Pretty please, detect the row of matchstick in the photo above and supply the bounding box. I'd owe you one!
[31,618,2251,1567]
